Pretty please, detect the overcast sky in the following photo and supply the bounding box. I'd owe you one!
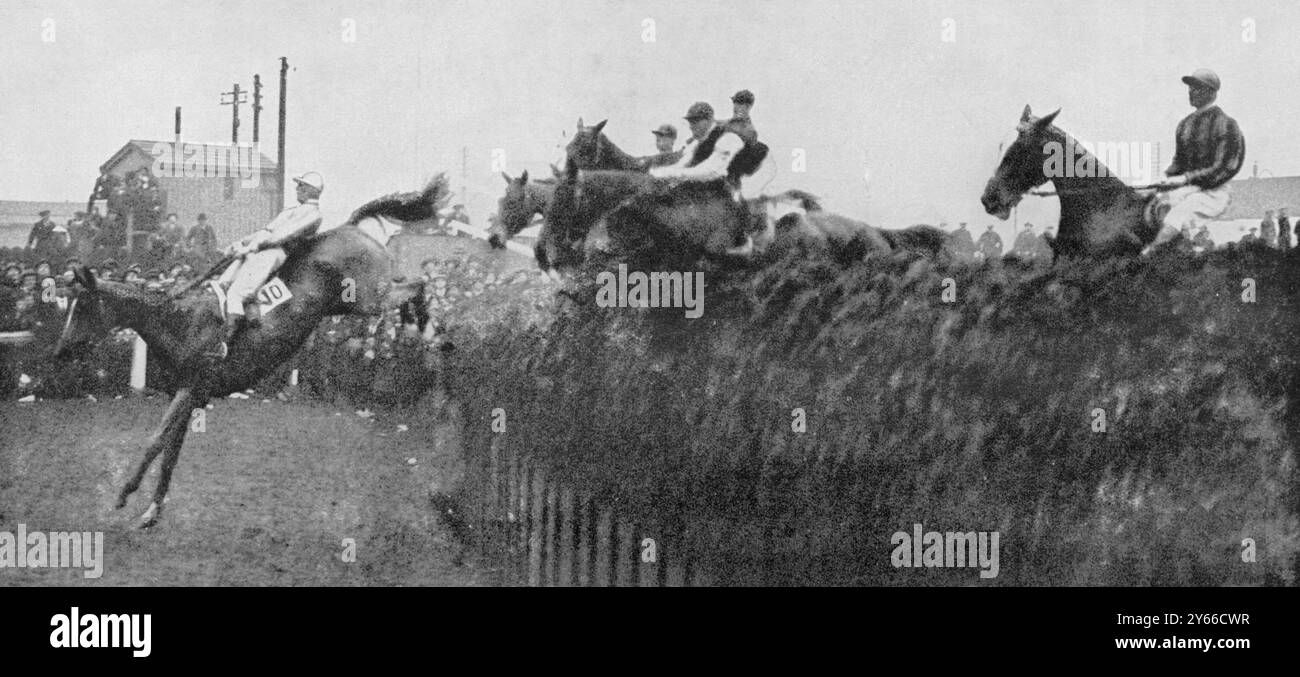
[3,0,1299,243]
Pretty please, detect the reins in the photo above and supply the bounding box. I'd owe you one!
[1028,182,1162,198]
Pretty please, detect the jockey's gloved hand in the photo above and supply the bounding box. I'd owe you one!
[226,240,254,257]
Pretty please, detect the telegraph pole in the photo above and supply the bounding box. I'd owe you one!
[220,83,247,143]
[252,74,263,143]
[277,57,288,214]
[461,146,469,205]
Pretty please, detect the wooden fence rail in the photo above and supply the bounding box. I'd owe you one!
[470,435,700,586]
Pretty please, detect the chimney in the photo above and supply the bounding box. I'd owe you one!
[174,106,182,143]
[1253,161,1259,179]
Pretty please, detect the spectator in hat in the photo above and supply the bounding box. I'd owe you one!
[977,224,1004,261]
[950,222,976,261]
[639,124,684,169]
[99,259,119,281]
[1277,207,1291,250]
[1150,68,1246,249]
[185,213,217,264]
[1241,227,1258,244]
[1012,222,1040,259]
[26,210,60,257]
[158,212,185,255]
[2,264,21,288]
[35,260,52,278]
[1259,209,1277,248]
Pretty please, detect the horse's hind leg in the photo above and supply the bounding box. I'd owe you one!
[141,390,209,529]
[118,388,200,527]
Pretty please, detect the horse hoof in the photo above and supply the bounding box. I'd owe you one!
[135,503,161,529]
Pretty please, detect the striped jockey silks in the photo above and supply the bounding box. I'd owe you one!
[1166,105,1246,190]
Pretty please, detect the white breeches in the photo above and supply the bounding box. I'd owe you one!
[218,247,286,315]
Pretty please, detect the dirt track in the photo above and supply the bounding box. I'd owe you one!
[0,395,479,586]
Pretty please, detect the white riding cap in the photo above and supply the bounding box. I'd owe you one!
[293,172,324,192]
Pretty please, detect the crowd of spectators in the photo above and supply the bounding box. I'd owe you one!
[4,222,554,403]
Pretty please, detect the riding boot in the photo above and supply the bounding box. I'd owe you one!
[213,313,245,359]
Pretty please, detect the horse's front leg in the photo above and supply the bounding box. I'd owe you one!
[118,387,202,528]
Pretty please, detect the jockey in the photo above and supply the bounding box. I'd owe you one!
[649,101,767,255]
[650,101,764,193]
[724,89,759,143]
[1150,69,1245,249]
[211,172,324,357]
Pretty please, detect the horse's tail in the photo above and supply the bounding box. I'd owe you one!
[345,173,452,226]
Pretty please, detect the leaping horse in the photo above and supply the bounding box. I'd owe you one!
[981,105,1163,259]
[488,167,560,250]
[54,176,448,528]
[565,118,647,172]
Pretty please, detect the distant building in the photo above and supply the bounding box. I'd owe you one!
[1217,175,1300,221]
[1185,174,1300,245]
[98,139,280,247]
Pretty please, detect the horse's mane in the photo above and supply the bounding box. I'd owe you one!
[1035,122,1130,191]
[99,279,180,309]
[570,125,641,170]
[344,173,451,226]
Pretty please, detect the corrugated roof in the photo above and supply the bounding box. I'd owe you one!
[101,139,278,174]
[1220,176,1300,220]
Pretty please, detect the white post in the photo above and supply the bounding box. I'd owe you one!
[290,368,299,386]
[130,333,147,390]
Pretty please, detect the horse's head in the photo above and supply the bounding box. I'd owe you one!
[492,170,532,248]
[982,105,1060,220]
[54,266,112,360]
[566,117,608,169]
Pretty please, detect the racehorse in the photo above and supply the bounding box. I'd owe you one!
[751,190,950,266]
[565,118,646,172]
[53,177,447,528]
[981,105,1160,259]
[488,169,558,250]
[536,158,759,272]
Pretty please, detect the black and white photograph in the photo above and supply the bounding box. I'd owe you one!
[1,0,1296,658]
